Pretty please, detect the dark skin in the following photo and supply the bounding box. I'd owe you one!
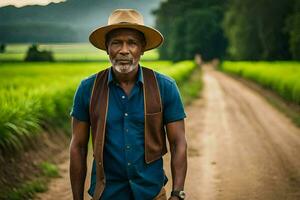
[69,28,187,200]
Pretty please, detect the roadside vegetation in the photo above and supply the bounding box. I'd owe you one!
[220,61,300,126]
[0,60,200,155]
[2,162,59,200]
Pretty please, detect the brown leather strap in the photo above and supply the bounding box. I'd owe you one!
[89,68,109,200]
[142,67,167,164]
[142,67,162,113]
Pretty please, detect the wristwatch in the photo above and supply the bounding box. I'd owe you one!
[171,190,186,199]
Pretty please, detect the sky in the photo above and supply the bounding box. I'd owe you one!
[0,0,65,8]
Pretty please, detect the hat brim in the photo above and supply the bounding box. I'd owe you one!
[89,23,164,51]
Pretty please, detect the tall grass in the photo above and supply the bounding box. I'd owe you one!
[0,61,196,153]
[220,61,300,105]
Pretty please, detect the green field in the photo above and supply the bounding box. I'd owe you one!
[0,60,197,153]
[0,43,159,61]
[220,61,300,105]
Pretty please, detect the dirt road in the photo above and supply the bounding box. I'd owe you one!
[36,67,300,200]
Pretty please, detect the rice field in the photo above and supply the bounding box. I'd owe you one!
[220,61,300,105]
[0,43,159,61]
[0,60,197,153]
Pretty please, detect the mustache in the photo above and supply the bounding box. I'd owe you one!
[115,56,133,61]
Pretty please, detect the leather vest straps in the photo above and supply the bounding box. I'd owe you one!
[142,67,167,164]
[89,68,109,200]
[89,67,167,200]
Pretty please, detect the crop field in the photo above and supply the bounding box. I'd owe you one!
[220,61,300,105]
[0,43,159,61]
[0,60,197,153]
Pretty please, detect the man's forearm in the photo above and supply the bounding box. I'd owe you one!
[70,146,88,200]
[170,140,187,190]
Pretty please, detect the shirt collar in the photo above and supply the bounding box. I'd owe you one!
[107,65,144,85]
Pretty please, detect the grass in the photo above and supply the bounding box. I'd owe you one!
[220,61,300,105]
[39,162,60,178]
[220,61,300,126]
[4,179,47,200]
[2,162,59,200]
[179,66,203,105]
[0,60,198,154]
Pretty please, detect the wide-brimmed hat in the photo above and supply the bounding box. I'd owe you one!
[89,9,164,51]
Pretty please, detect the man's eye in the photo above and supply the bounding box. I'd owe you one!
[129,41,138,45]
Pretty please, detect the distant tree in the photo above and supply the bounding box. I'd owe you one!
[223,0,263,60]
[286,0,300,60]
[185,8,227,61]
[153,0,227,61]
[223,0,292,60]
[0,43,6,53]
[25,44,54,62]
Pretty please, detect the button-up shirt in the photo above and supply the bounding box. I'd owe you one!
[70,66,186,200]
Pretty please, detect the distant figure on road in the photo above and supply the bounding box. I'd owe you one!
[194,54,202,67]
[69,9,187,200]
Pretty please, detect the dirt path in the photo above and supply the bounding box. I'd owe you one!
[36,66,300,200]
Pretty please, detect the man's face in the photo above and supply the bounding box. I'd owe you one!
[106,28,145,74]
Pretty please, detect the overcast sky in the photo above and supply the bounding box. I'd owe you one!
[0,0,65,8]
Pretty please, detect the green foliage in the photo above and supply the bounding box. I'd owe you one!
[179,67,203,105]
[153,0,227,61]
[220,61,300,105]
[0,60,197,154]
[223,0,293,60]
[3,179,47,200]
[0,43,5,53]
[25,44,54,62]
[39,162,60,178]
[186,9,226,61]
[286,0,300,60]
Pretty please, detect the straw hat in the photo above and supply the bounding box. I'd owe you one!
[89,9,164,51]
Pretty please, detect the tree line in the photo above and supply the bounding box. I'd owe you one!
[153,0,300,61]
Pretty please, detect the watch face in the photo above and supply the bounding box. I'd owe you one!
[179,191,186,198]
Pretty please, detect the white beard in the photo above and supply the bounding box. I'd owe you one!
[112,60,138,74]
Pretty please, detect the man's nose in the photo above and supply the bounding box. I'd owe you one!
[119,42,129,55]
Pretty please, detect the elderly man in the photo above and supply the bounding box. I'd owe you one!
[69,9,187,200]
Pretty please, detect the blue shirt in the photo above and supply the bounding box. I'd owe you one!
[70,66,186,200]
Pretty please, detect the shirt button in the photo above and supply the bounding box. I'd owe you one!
[127,162,131,166]
[98,162,102,166]
[126,145,130,149]
[122,95,125,99]
[124,113,128,117]
[125,129,129,132]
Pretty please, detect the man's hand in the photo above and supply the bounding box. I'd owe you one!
[69,117,90,200]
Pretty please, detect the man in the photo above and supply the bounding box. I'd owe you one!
[69,9,187,200]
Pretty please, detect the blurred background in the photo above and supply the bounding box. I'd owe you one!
[0,0,299,61]
[0,0,300,200]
